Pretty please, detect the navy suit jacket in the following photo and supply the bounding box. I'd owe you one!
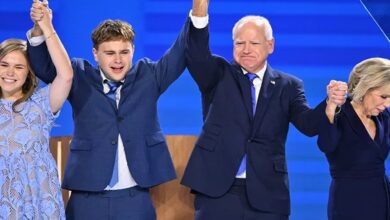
[27,19,190,192]
[181,21,326,215]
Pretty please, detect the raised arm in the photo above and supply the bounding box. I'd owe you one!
[192,0,208,17]
[325,80,348,123]
[152,16,189,94]
[187,0,222,93]
[314,80,347,153]
[30,0,73,113]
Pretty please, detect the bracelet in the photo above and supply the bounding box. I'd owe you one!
[45,31,57,40]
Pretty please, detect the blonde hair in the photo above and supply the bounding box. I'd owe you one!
[348,57,390,102]
[0,39,38,112]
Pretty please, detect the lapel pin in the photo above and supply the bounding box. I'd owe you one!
[270,80,275,85]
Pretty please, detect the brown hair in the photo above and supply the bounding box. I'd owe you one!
[0,39,38,112]
[91,19,135,49]
[348,57,390,102]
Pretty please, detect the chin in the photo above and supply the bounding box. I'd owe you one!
[371,111,380,116]
[108,73,125,81]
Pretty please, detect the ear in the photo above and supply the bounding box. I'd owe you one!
[267,39,275,54]
[131,43,135,54]
[92,48,99,62]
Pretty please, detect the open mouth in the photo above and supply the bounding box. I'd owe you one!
[1,77,17,83]
[111,66,124,73]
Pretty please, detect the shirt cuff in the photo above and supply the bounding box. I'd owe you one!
[189,10,209,29]
[26,29,45,46]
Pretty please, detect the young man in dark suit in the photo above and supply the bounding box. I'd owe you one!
[28,1,190,219]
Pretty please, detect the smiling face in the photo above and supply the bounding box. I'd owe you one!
[361,85,390,116]
[233,21,274,73]
[0,50,29,101]
[92,39,134,82]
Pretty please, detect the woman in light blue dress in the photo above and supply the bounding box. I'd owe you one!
[0,1,73,219]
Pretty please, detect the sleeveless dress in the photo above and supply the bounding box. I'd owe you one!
[0,86,65,220]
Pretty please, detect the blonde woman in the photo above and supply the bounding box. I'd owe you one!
[318,57,390,220]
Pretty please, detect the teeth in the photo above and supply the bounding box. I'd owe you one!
[2,78,16,83]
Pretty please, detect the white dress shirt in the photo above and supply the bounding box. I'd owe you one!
[101,72,137,190]
[235,66,266,179]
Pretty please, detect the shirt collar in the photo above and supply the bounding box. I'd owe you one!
[100,69,125,83]
[242,61,267,80]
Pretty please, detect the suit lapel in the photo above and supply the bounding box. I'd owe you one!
[231,64,253,120]
[253,66,278,134]
[344,101,372,139]
[373,116,387,157]
[119,65,137,106]
[89,66,104,93]
[344,101,387,156]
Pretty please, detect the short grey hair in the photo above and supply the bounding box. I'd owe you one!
[232,15,273,40]
[348,57,390,102]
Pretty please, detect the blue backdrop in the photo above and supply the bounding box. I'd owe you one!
[1,0,389,219]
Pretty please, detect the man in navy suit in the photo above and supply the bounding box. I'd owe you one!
[27,1,189,219]
[181,0,347,219]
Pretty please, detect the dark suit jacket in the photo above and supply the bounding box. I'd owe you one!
[317,100,390,220]
[181,21,326,215]
[27,19,190,192]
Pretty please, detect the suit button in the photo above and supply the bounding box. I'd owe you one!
[117,116,123,122]
[111,140,117,145]
[247,139,252,143]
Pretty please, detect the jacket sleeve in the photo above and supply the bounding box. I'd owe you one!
[27,41,57,84]
[151,17,191,94]
[316,110,342,153]
[289,77,327,137]
[185,17,223,94]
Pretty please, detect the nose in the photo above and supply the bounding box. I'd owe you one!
[243,43,251,54]
[114,54,121,63]
[5,66,15,76]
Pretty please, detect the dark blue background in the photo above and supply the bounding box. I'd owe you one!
[1,0,389,219]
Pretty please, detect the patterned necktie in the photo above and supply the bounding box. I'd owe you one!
[237,73,258,176]
[105,80,122,105]
[105,80,122,187]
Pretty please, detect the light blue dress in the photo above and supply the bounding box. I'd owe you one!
[0,86,65,220]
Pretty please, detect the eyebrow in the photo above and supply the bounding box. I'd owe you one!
[15,64,26,68]
[234,40,263,43]
[103,49,131,53]
[0,61,26,68]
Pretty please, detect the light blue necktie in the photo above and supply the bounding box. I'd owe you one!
[105,80,121,108]
[237,73,258,176]
[105,80,122,187]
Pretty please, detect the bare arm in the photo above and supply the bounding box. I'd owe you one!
[30,0,73,113]
[192,0,208,16]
